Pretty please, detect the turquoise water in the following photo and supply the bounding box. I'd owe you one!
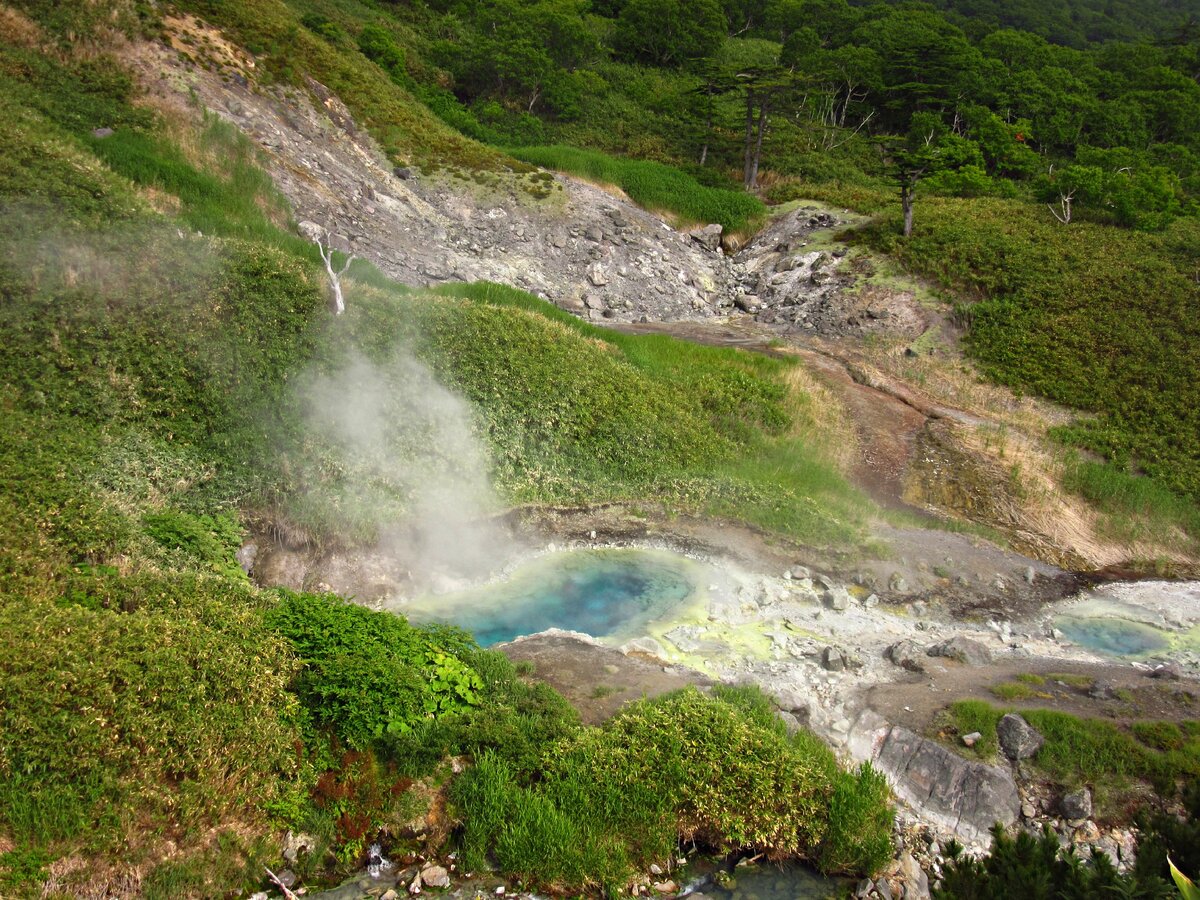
[402,549,702,647]
[1055,614,1172,657]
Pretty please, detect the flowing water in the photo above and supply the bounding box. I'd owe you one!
[397,548,708,646]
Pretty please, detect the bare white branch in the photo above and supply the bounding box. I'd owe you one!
[312,230,355,315]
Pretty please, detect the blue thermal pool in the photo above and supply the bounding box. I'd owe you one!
[399,548,706,647]
[1054,614,1172,657]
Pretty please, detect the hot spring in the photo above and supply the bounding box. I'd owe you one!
[1054,614,1172,657]
[396,548,711,647]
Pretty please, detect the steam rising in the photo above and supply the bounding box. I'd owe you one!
[299,349,513,587]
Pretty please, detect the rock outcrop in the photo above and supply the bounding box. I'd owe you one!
[847,710,1019,845]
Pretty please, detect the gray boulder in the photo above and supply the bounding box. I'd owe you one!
[822,646,846,672]
[928,636,993,666]
[997,713,1044,761]
[1062,787,1093,820]
[690,223,723,252]
[886,640,926,673]
[872,724,1020,844]
[420,865,450,888]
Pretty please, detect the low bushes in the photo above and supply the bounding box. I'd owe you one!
[0,581,303,852]
[861,198,1200,506]
[265,591,484,750]
[453,687,894,892]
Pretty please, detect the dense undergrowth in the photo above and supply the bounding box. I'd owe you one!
[860,198,1200,504]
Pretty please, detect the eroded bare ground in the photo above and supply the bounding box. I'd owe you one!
[497,632,710,726]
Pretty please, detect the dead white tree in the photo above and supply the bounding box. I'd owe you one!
[300,222,355,314]
[1048,188,1076,224]
[314,231,355,314]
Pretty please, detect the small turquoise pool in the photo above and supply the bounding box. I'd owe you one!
[400,548,704,647]
[1055,615,1172,657]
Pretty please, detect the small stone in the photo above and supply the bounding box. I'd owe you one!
[1024,566,1037,584]
[1151,663,1182,680]
[92,126,115,138]
[1073,820,1101,843]
[495,888,505,896]
[961,731,982,747]
[1061,787,1093,820]
[690,223,723,251]
[824,589,849,611]
[1089,680,1116,700]
[652,880,678,894]
[889,572,909,592]
[814,574,834,589]
[393,166,412,179]
[650,863,663,876]
[886,640,926,673]
[277,870,297,888]
[420,865,450,889]
[997,713,1044,760]
[822,646,846,672]
[1021,802,1036,819]
[791,565,811,580]
[927,636,993,667]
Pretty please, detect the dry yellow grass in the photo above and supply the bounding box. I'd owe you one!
[783,361,859,474]
[0,3,43,48]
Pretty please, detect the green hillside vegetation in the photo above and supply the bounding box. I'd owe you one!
[509,144,767,232]
[0,14,885,895]
[2,0,1199,891]
[166,0,1200,525]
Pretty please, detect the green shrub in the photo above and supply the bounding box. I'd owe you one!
[384,649,579,778]
[142,509,245,580]
[934,824,1168,899]
[454,687,893,892]
[861,198,1200,504]
[819,763,895,876]
[265,591,483,750]
[0,590,303,850]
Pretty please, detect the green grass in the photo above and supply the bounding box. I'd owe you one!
[860,196,1200,514]
[991,682,1044,702]
[508,145,767,233]
[941,701,1200,793]
[1063,456,1200,555]
[431,281,868,547]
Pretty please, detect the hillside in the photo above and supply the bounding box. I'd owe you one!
[1,0,1199,897]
